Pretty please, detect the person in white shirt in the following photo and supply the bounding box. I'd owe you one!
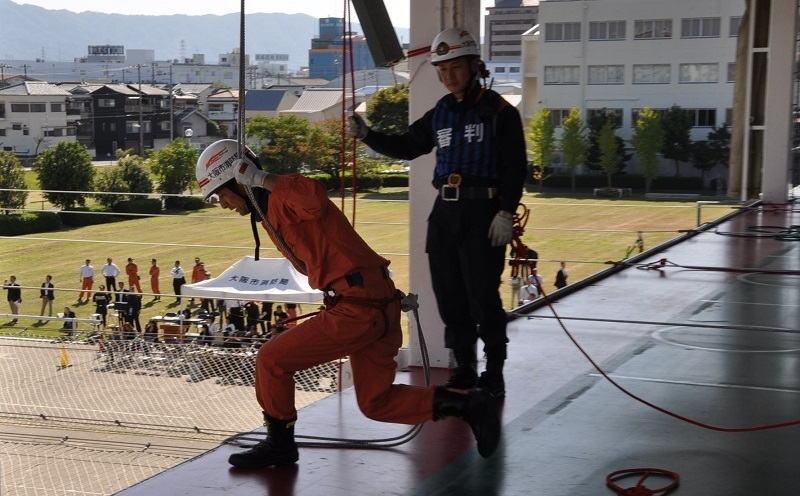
[101,258,120,293]
[170,261,186,304]
[78,259,94,302]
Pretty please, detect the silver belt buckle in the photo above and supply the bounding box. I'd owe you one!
[441,185,459,201]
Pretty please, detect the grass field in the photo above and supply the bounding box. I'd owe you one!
[0,186,733,339]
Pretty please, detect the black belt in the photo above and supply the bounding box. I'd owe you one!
[327,267,389,295]
[439,185,498,201]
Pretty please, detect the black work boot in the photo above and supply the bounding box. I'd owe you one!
[433,386,501,458]
[443,348,478,390]
[228,413,299,468]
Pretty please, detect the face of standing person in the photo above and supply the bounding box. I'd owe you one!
[435,56,479,100]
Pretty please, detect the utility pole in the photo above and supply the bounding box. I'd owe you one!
[0,63,10,86]
[169,64,174,142]
[136,64,144,155]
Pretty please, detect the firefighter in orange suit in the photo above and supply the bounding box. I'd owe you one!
[125,257,142,293]
[196,139,501,469]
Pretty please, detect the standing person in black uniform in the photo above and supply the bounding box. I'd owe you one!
[347,28,527,397]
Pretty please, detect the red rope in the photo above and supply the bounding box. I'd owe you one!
[540,268,800,432]
[606,468,680,496]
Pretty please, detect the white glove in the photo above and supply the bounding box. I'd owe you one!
[488,211,514,247]
[233,158,270,189]
[346,114,369,140]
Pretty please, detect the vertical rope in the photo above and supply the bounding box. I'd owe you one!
[346,0,358,225]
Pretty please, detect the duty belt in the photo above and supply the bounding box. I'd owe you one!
[440,186,498,201]
[438,172,497,201]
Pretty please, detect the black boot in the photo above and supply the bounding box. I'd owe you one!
[478,353,505,398]
[443,348,478,390]
[228,413,299,468]
[433,386,500,458]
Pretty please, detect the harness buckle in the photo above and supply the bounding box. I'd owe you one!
[441,173,461,201]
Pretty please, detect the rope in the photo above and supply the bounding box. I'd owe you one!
[537,265,800,432]
[606,468,680,496]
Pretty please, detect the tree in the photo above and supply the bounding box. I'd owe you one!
[366,84,409,135]
[707,125,731,170]
[629,107,664,193]
[149,138,199,197]
[526,106,556,188]
[93,153,153,207]
[246,115,317,175]
[34,141,95,210]
[689,141,716,184]
[661,105,693,177]
[586,109,629,174]
[0,151,28,213]
[598,121,621,187]
[559,108,589,192]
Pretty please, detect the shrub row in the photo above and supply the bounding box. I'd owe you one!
[0,197,208,235]
[540,174,705,191]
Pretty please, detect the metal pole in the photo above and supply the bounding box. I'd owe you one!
[169,64,174,142]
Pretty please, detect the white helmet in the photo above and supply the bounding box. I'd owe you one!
[430,28,480,65]
[196,139,260,200]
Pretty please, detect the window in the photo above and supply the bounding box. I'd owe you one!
[679,63,719,83]
[509,67,520,73]
[97,98,116,108]
[0,103,5,118]
[126,121,152,133]
[544,66,580,85]
[681,17,721,38]
[589,21,625,41]
[727,63,736,83]
[588,65,624,84]
[11,103,29,113]
[724,108,733,126]
[633,64,671,84]
[495,67,506,73]
[729,16,742,37]
[687,108,717,127]
[208,103,224,112]
[548,109,572,127]
[11,123,21,130]
[545,22,581,42]
[30,103,46,112]
[0,129,5,136]
[109,122,116,132]
[160,121,171,131]
[634,19,673,39]
[587,108,623,127]
[51,103,63,112]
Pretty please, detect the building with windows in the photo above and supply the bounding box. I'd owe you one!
[0,81,75,156]
[483,0,539,62]
[523,0,743,153]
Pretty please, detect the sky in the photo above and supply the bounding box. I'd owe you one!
[14,1,494,30]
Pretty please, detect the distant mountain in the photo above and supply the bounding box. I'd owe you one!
[0,0,409,71]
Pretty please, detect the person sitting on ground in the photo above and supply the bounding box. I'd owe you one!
[60,306,77,338]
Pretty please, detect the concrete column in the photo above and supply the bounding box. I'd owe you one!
[760,0,797,203]
[407,0,481,368]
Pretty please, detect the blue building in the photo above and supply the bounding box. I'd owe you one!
[309,17,377,81]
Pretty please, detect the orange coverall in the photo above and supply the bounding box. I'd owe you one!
[254,174,435,424]
[126,262,142,293]
[149,265,160,297]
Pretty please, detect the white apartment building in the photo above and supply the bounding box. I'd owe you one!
[0,81,75,156]
[523,0,744,149]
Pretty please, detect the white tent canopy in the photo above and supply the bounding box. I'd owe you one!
[181,256,324,304]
